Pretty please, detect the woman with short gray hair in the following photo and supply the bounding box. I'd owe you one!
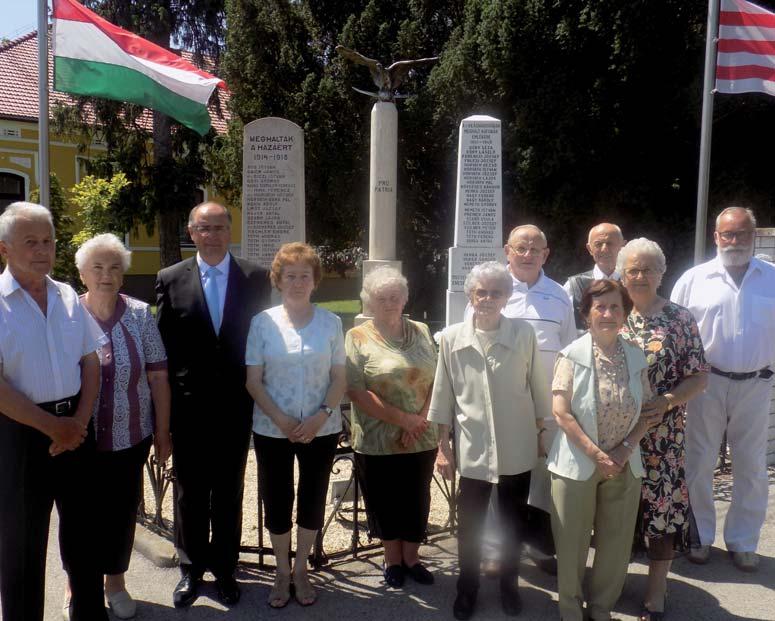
[67,233,171,619]
[346,266,439,588]
[619,238,708,621]
[428,261,550,620]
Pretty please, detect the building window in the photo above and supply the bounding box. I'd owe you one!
[179,188,205,247]
[0,172,25,212]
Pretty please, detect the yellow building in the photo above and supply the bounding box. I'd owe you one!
[0,31,236,301]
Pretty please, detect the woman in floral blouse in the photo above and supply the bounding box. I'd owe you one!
[74,234,171,620]
[345,266,438,589]
[619,239,709,621]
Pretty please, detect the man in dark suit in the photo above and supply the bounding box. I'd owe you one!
[156,202,270,608]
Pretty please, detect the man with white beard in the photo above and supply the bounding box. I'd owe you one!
[671,207,775,572]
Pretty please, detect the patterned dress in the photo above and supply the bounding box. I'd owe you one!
[621,301,709,558]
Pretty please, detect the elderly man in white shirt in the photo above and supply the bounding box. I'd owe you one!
[563,222,625,331]
[463,225,575,575]
[671,206,775,572]
[0,202,106,621]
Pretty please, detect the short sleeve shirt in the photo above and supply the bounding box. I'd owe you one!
[84,294,168,452]
[246,305,344,438]
[345,318,438,455]
[0,270,104,403]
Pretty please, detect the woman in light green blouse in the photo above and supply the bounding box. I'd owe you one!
[345,266,438,589]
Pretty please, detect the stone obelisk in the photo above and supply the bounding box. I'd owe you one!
[445,115,503,326]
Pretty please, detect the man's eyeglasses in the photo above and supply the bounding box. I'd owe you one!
[191,225,229,234]
[509,245,546,257]
[717,230,753,242]
[624,268,656,278]
[474,288,506,300]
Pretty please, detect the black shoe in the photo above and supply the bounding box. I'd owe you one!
[500,581,522,616]
[215,576,241,606]
[402,561,434,585]
[173,574,201,608]
[453,591,477,620]
[383,564,405,587]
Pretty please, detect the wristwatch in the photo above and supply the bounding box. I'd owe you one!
[319,404,334,417]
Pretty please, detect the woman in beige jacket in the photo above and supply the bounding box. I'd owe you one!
[429,261,551,621]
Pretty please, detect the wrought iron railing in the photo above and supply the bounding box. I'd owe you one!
[138,403,457,568]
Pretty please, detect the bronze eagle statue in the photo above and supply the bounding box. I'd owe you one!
[335,45,439,102]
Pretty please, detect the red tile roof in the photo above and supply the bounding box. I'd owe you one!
[0,30,229,134]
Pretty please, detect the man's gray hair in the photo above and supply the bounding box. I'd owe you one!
[0,201,55,242]
[75,233,132,272]
[715,206,757,229]
[188,201,232,226]
[464,261,512,299]
[507,224,547,246]
[360,265,408,308]
[616,238,667,275]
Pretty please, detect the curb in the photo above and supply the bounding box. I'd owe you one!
[134,524,178,568]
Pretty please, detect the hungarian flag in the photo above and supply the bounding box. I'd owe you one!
[716,0,775,96]
[52,0,225,135]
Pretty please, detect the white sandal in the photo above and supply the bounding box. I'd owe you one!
[107,590,137,619]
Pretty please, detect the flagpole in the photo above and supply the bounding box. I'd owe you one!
[694,0,721,265]
[38,0,50,207]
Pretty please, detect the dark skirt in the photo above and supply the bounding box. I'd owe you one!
[354,449,437,542]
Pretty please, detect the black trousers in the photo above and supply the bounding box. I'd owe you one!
[173,417,252,579]
[457,472,531,595]
[0,415,107,621]
[355,449,437,542]
[254,433,339,534]
[94,435,153,574]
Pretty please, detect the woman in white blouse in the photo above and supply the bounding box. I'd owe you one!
[245,243,347,609]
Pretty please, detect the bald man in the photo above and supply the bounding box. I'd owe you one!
[156,202,270,607]
[563,223,625,330]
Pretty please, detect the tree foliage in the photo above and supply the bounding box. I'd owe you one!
[71,173,132,246]
[30,174,79,286]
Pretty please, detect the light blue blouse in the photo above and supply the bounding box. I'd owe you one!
[246,305,345,438]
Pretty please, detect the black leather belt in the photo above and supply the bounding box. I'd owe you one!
[710,366,774,381]
[37,394,80,416]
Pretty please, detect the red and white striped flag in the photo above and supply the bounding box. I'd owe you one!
[716,0,775,95]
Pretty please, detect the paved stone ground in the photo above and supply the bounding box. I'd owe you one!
[28,470,775,620]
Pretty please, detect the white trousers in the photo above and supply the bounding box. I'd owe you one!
[685,373,773,552]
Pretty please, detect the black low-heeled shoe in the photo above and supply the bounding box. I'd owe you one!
[640,592,668,621]
[383,564,405,587]
[453,591,477,620]
[402,561,434,585]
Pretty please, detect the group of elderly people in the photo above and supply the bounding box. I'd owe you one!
[1,198,771,621]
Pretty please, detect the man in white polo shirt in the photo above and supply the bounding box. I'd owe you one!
[463,224,576,575]
[671,206,775,572]
[0,202,107,620]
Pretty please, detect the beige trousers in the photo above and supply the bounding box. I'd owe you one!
[550,465,641,621]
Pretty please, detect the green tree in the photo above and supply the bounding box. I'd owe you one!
[70,173,132,246]
[30,174,79,286]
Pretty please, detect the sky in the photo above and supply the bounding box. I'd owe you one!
[2,1,40,42]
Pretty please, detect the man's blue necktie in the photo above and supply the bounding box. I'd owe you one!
[203,266,221,333]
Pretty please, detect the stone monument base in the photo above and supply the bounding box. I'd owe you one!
[445,290,468,327]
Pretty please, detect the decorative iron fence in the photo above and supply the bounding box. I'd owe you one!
[138,403,457,568]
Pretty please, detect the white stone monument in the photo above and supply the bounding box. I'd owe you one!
[445,115,503,326]
[241,117,305,268]
[754,228,775,465]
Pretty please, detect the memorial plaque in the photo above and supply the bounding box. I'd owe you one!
[453,117,502,248]
[445,116,504,326]
[242,118,305,268]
